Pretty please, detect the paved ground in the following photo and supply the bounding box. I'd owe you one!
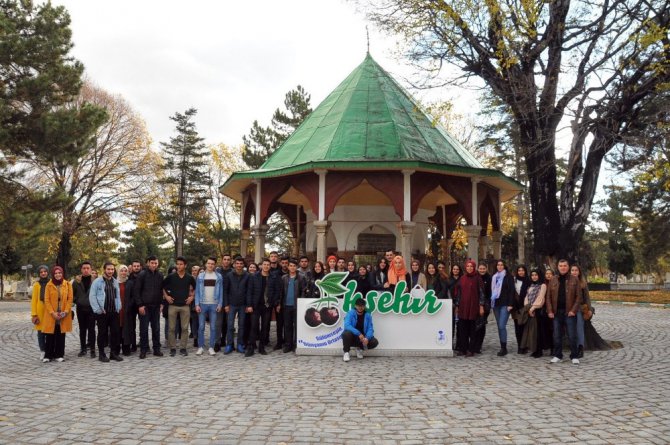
[0,302,668,445]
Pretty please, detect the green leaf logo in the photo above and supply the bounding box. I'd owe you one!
[315,272,348,298]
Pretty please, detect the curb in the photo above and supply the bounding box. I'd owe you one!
[594,300,670,308]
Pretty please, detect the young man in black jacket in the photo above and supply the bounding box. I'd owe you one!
[224,256,250,354]
[279,259,306,353]
[122,260,142,355]
[133,256,164,359]
[245,258,280,356]
[72,262,96,358]
[214,254,232,351]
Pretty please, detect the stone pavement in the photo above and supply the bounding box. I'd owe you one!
[0,302,668,445]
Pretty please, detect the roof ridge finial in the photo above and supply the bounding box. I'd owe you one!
[366,25,370,54]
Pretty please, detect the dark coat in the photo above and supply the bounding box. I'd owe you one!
[133,268,164,307]
[72,277,92,308]
[370,268,388,291]
[248,272,281,307]
[280,274,306,306]
[356,274,371,296]
[491,273,516,308]
[304,271,323,298]
[224,270,251,307]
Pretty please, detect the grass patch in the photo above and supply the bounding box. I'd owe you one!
[591,290,670,304]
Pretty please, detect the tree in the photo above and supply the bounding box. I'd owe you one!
[0,244,21,299]
[205,143,244,258]
[600,187,635,278]
[159,108,211,257]
[242,85,312,169]
[364,0,670,265]
[118,225,170,267]
[1,1,106,268]
[623,145,670,280]
[27,82,156,270]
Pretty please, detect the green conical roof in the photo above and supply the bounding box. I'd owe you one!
[260,54,483,170]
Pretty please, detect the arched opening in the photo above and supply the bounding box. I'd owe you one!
[356,224,396,255]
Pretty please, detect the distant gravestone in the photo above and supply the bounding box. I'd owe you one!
[14,281,29,300]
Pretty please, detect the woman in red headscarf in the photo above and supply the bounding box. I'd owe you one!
[387,255,410,291]
[453,260,485,357]
[42,266,74,362]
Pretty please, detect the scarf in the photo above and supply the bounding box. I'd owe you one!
[37,265,49,302]
[388,255,408,285]
[51,266,64,286]
[118,267,128,283]
[491,269,506,307]
[526,282,542,305]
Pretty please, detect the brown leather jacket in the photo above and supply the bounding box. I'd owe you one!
[545,274,581,315]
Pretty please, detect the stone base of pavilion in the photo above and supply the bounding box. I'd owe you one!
[296,348,454,357]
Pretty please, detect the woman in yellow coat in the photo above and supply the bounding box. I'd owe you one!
[42,266,73,363]
[30,265,50,361]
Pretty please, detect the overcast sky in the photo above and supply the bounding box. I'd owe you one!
[53,0,471,148]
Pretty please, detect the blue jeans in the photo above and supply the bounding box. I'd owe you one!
[492,305,511,343]
[576,310,585,347]
[552,309,579,359]
[37,330,46,352]
[139,305,161,352]
[198,304,218,348]
[227,306,246,346]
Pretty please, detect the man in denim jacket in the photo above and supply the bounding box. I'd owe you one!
[194,257,223,356]
[90,262,123,362]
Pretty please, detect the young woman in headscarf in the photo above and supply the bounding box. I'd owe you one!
[453,260,485,356]
[520,268,547,358]
[387,255,410,292]
[490,259,516,356]
[30,265,50,361]
[42,266,74,363]
[513,265,531,354]
[371,257,390,291]
[325,255,337,274]
[118,265,131,356]
[409,260,427,290]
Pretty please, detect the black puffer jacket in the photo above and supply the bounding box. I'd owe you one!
[133,268,164,307]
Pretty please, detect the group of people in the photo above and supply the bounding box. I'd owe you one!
[30,248,592,365]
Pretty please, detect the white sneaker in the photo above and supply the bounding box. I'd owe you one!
[550,357,562,364]
[208,347,216,356]
[42,358,50,363]
[196,348,203,356]
[572,358,580,365]
[39,352,45,361]
[55,357,64,362]
[356,349,364,359]
[343,352,350,362]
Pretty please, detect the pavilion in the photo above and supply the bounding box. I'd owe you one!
[220,54,522,265]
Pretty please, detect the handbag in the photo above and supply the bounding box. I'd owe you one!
[581,303,593,321]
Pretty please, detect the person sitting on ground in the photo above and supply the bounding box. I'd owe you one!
[342,297,379,362]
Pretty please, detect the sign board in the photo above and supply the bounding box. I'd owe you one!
[296,272,453,356]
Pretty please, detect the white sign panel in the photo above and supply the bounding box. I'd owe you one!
[296,272,452,356]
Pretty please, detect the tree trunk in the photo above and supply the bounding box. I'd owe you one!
[523,139,562,264]
[56,231,72,275]
[0,274,4,300]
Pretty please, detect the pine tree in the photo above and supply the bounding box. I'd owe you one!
[242,85,312,169]
[159,108,212,257]
[602,187,635,278]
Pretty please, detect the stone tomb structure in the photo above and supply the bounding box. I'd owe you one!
[221,54,521,265]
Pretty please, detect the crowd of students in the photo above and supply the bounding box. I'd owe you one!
[30,249,593,364]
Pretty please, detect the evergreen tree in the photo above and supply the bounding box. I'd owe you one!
[159,108,211,257]
[602,187,635,278]
[0,1,107,272]
[242,85,312,169]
